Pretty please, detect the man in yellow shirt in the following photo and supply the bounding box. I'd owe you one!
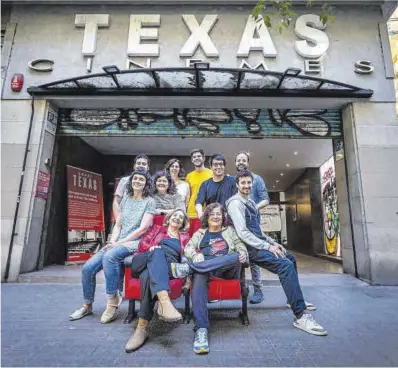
[186,149,213,218]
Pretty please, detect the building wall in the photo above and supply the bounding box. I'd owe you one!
[1,4,396,102]
[1,3,397,283]
[1,100,48,281]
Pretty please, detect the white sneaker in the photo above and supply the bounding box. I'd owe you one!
[286,301,316,311]
[193,328,209,354]
[293,314,327,336]
[171,263,190,278]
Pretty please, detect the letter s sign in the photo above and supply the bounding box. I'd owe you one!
[354,61,375,75]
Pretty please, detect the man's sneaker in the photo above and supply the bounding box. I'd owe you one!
[193,328,209,354]
[171,263,190,278]
[250,290,264,304]
[293,314,327,336]
[286,301,316,311]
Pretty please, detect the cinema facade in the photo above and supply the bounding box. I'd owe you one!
[1,0,397,285]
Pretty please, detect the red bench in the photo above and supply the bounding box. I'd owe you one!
[123,216,249,325]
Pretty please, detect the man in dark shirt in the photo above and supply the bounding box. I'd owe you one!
[195,154,236,218]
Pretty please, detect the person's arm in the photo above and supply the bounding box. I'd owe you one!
[115,212,154,245]
[109,211,122,243]
[229,227,248,263]
[112,196,122,219]
[195,182,207,218]
[254,176,270,210]
[185,182,191,208]
[226,200,271,251]
[112,177,127,219]
[184,231,201,260]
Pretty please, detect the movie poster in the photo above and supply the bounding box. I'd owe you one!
[320,157,341,257]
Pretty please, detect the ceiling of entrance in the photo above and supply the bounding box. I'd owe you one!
[81,136,333,192]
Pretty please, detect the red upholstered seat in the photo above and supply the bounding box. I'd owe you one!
[123,216,249,325]
[125,267,184,300]
[208,277,242,300]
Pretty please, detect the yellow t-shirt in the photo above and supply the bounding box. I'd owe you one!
[186,168,213,218]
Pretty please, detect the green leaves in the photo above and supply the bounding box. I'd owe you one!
[251,0,335,33]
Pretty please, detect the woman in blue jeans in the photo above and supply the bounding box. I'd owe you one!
[69,169,156,324]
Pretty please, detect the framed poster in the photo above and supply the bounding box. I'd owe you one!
[66,166,105,263]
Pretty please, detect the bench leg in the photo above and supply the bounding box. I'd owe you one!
[240,266,250,326]
[183,288,191,324]
[124,299,137,324]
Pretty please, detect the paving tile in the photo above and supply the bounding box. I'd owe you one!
[2,281,398,367]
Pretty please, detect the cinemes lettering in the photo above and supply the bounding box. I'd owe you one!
[72,173,98,191]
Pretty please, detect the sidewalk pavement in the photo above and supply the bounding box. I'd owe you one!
[2,273,398,367]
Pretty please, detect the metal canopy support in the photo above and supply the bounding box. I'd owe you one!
[27,66,374,99]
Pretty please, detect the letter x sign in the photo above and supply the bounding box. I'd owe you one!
[180,14,219,58]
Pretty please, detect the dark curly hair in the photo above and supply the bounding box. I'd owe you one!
[235,169,253,184]
[164,158,185,178]
[152,170,176,195]
[125,169,153,198]
[201,203,227,229]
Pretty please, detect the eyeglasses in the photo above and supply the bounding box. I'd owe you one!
[209,212,223,218]
[212,163,224,168]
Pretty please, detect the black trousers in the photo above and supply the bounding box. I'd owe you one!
[131,248,178,321]
[191,253,241,329]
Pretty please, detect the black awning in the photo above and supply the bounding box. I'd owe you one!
[27,65,373,98]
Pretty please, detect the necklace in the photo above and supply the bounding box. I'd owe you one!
[167,229,179,238]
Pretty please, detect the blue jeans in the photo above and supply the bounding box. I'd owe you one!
[249,248,305,317]
[250,263,262,293]
[191,253,241,329]
[81,245,131,304]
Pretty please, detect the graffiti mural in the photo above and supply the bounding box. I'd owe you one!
[58,108,342,138]
[320,157,341,257]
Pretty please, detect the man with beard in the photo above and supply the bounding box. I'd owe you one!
[186,149,213,219]
[226,170,325,336]
[235,151,269,304]
[195,154,236,219]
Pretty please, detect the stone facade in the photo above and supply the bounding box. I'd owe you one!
[1,2,398,284]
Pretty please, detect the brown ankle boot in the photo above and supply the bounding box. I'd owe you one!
[156,291,182,322]
[101,293,122,324]
[125,319,149,353]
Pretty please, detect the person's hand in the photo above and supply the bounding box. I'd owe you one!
[149,245,161,252]
[238,250,247,264]
[102,241,117,252]
[268,244,286,258]
[192,253,205,263]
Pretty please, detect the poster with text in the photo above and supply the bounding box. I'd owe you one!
[67,166,105,263]
[320,157,341,257]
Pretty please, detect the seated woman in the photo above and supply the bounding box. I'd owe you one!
[69,170,155,324]
[152,170,185,215]
[125,208,190,353]
[171,203,248,355]
[164,158,190,208]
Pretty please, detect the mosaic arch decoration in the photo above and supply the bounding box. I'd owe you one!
[58,107,342,138]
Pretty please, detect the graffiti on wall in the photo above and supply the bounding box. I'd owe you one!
[58,108,342,138]
[320,157,341,257]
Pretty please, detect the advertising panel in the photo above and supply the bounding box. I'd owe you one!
[320,157,341,257]
[66,166,105,263]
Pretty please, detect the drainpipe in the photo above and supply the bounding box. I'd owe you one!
[4,97,35,282]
